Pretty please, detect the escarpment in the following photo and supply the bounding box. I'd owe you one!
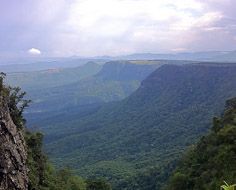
[0,99,28,190]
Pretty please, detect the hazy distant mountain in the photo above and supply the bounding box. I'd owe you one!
[113,51,236,62]
[22,60,161,115]
[40,63,236,189]
[210,50,236,62]
[83,50,236,62]
[5,60,162,126]
[0,57,107,72]
[1,50,236,73]
[6,61,102,90]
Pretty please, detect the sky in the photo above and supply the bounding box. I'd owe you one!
[0,0,236,57]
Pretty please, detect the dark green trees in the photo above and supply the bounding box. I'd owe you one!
[0,73,111,190]
[166,97,236,190]
[0,72,6,91]
[0,72,31,128]
[86,179,112,190]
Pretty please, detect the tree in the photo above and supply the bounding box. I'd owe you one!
[7,86,31,128]
[168,172,189,190]
[0,72,6,91]
[86,179,112,190]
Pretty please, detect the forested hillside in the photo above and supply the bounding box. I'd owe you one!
[38,63,236,189]
[17,61,162,125]
[3,0,236,189]
[0,73,112,190]
[6,61,102,90]
[28,60,161,110]
[166,97,236,190]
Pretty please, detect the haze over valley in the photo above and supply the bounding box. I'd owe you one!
[0,1,236,190]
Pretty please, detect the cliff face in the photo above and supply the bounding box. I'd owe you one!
[0,101,28,190]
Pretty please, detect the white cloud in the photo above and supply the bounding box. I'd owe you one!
[6,0,235,56]
[28,48,41,55]
[171,48,188,52]
[52,0,229,56]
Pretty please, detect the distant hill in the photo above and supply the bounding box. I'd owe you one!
[6,61,102,90]
[95,51,236,62]
[210,51,236,62]
[95,60,162,81]
[0,57,107,72]
[20,60,161,114]
[40,63,236,189]
[1,50,236,73]
[115,51,225,60]
[5,60,161,128]
[166,97,236,190]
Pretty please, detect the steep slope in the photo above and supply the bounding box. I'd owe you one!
[0,96,28,190]
[0,74,111,190]
[43,63,236,189]
[25,61,161,122]
[95,61,162,81]
[166,97,236,190]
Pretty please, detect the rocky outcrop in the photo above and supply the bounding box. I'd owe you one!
[0,101,28,190]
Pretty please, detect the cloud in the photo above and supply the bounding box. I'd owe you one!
[28,48,41,55]
[51,0,235,55]
[1,0,236,56]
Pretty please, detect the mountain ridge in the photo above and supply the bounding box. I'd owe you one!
[40,63,236,189]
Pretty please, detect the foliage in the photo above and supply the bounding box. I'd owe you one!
[6,61,160,115]
[86,179,112,190]
[0,72,31,128]
[8,86,31,128]
[25,130,112,190]
[0,74,111,190]
[166,97,236,190]
[221,181,236,190]
[0,72,6,91]
[38,64,236,189]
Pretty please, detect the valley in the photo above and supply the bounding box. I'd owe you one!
[2,1,236,189]
[5,60,236,189]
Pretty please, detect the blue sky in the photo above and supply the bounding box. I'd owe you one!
[0,0,236,57]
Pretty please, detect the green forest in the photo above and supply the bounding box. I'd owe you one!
[38,64,236,189]
[2,0,236,189]
[1,63,236,190]
[0,73,112,190]
[166,97,236,190]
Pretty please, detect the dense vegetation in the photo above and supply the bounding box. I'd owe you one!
[25,131,111,190]
[6,61,102,90]
[0,73,111,190]
[2,61,236,189]
[166,97,236,190]
[6,61,161,118]
[33,63,236,189]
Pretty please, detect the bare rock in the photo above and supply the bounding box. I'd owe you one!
[0,101,28,190]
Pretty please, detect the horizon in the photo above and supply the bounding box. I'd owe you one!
[0,49,235,60]
[0,1,236,189]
